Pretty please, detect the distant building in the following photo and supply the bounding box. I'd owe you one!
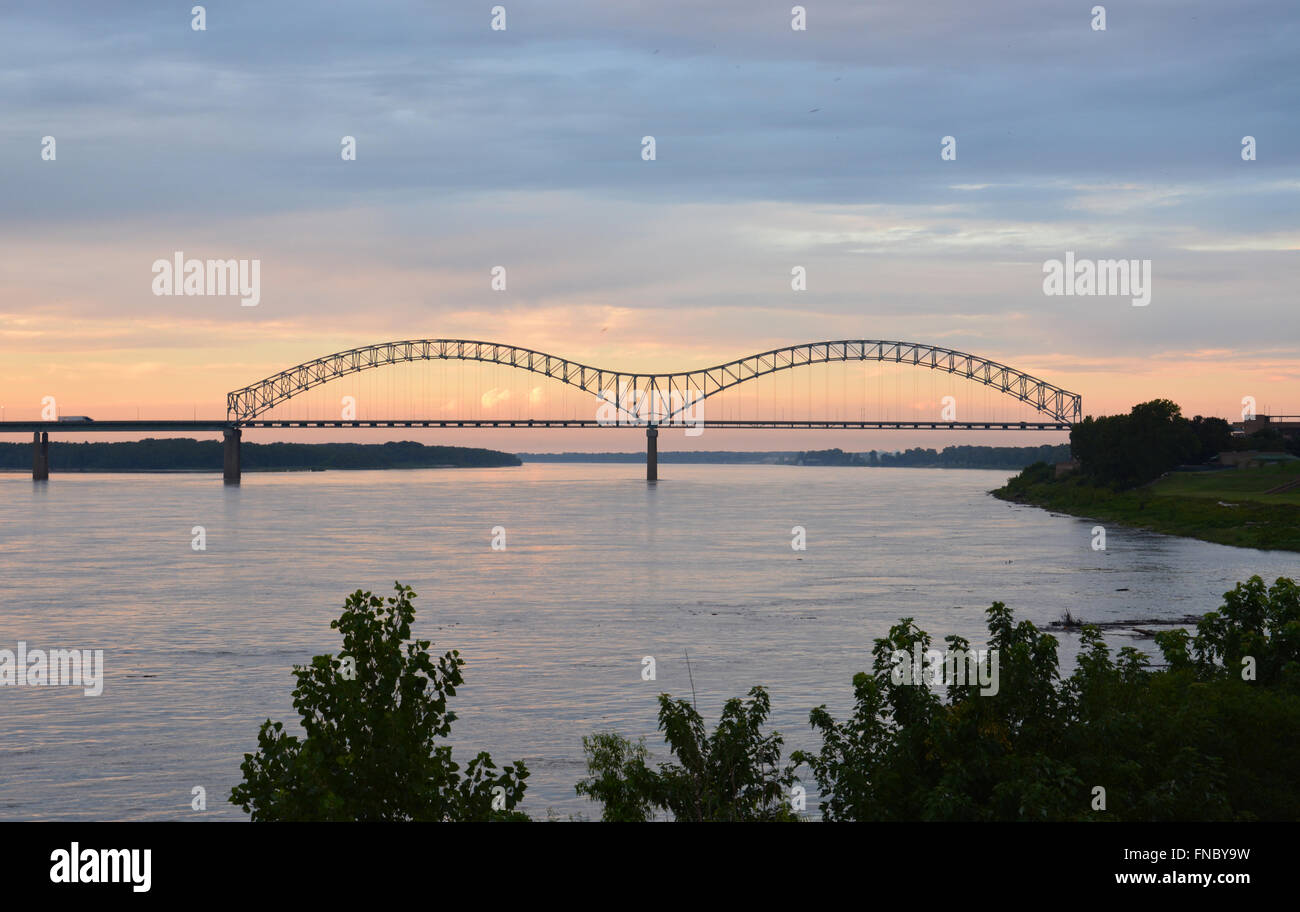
[1240,415,1300,440]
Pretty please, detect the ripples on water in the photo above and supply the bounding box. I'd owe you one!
[1,464,1296,820]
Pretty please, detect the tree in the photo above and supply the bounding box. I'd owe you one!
[1189,415,1233,462]
[793,609,1068,821]
[576,687,800,821]
[574,732,655,822]
[229,583,529,821]
[794,578,1300,821]
[1156,575,1300,688]
[1070,399,1202,488]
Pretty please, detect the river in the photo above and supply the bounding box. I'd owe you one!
[1,464,1295,820]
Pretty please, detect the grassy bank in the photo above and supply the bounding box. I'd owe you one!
[994,461,1300,552]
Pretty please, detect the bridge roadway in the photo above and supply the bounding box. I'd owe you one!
[2,418,1071,483]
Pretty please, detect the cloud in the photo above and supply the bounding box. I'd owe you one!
[481,387,512,408]
[0,0,1296,428]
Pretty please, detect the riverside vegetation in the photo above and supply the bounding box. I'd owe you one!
[0,438,521,471]
[995,399,1300,551]
[231,574,1300,821]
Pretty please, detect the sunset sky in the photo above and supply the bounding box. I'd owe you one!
[2,1,1296,451]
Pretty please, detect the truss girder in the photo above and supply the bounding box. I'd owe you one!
[226,339,1083,425]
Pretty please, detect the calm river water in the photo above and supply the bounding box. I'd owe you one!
[1,464,1296,820]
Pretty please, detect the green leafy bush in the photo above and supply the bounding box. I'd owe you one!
[230,583,529,821]
[577,687,799,821]
[794,576,1300,821]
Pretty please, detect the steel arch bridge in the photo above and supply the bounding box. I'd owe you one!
[226,339,1082,425]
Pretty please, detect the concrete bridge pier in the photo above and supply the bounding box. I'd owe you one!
[646,424,658,482]
[32,431,49,481]
[223,427,241,485]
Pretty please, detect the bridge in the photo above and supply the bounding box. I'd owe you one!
[5,338,1082,483]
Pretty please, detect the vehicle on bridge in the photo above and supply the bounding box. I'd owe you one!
[56,416,95,423]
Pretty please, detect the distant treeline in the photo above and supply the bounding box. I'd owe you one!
[0,439,520,471]
[794,445,1072,468]
[519,451,794,464]
[519,445,1071,469]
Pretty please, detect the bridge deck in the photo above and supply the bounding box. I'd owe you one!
[0,419,1071,433]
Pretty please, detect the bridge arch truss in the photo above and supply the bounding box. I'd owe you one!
[226,339,1082,425]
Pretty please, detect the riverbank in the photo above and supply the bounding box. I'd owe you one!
[993,462,1300,552]
[0,439,521,471]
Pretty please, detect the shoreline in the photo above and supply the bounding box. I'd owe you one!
[992,482,1300,553]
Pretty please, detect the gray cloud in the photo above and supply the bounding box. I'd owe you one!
[1,0,1296,421]
[3,0,1296,221]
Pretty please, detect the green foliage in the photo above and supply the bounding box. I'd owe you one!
[794,576,1300,821]
[1066,400,1272,487]
[576,687,799,821]
[1070,399,1202,488]
[1000,460,1055,495]
[574,733,655,822]
[230,583,528,821]
[1155,575,1300,688]
[993,460,1300,552]
[1189,415,1234,460]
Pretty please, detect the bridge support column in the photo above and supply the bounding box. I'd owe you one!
[646,424,658,482]
[223,427,241,485]
[32,431,49,481]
